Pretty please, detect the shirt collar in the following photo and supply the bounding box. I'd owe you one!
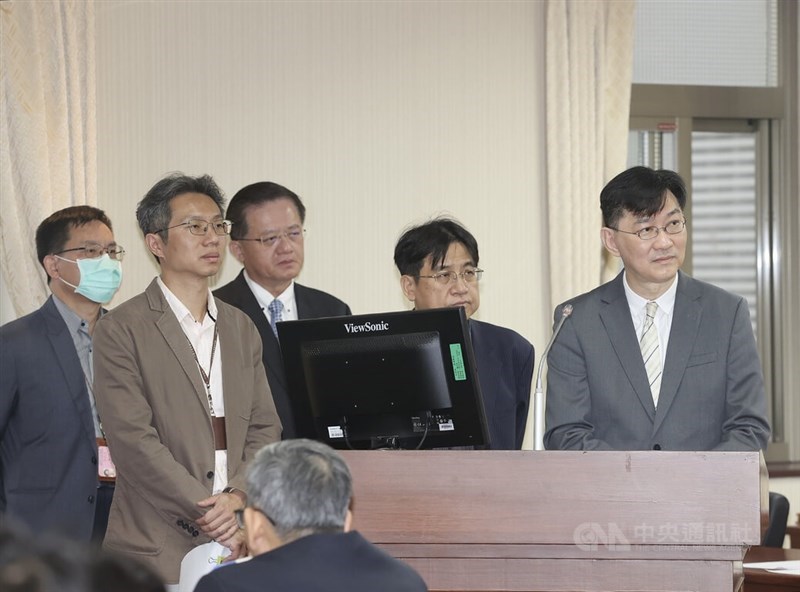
[622,272,678,316]
[51,293,100,336]
[157,276,218,325]
[243,270,296,311]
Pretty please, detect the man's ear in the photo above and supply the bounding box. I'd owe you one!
[229,240,245,263]
[42,254,61,281]
[343,509,353,533]
[601,227,621,258]
[245,508,281,555]
[400,275,418,303]
[145,233,166,261]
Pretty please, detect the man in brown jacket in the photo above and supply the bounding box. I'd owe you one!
[93,173,281,586]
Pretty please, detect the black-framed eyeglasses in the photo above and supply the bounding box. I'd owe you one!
[154,219,233,236]
[418,268,484,285]
[234,506,275,529]
[235,228,305,248]
[609,219,686,241]
[55,243,126,261]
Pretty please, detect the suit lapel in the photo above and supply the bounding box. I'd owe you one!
[146,280,210,414]
[653,272,702,432]
[216,303,246,453]
[597,275,657,421]
[42,298,97,449]
[229,272,288,393]
[295,283,317,319]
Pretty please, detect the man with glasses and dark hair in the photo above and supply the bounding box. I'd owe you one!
[92,173,281,588]
[1,206,123,543]
[545,166,770,451]
[194,439,427,592]
[393,217,534,450]
[214,182,350,438]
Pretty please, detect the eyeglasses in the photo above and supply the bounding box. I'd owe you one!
[154,219,233,236]
[609,219,686,241]
[236,228,305,248]
[234,507,275,529]
[55,243,126,261]
[418,269,484,285]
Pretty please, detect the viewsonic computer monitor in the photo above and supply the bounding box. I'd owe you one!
[277,307,490,450]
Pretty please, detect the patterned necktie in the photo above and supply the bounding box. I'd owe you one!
[640,301,662,407]
[268,299,284,338]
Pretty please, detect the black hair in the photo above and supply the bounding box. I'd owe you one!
[35,206,113,283]
[394,217,479,277]
[600,166,687,228]
[226,181,305,240]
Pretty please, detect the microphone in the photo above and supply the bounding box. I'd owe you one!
[533,303,573,451]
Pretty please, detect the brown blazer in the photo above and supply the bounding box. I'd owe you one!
[93,279,281,584]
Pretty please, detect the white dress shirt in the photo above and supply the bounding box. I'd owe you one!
[622,272,678,368]
[243,270,298,324]
[157,278,227,493]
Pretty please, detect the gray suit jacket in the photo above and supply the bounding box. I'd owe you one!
[214,271,351,438]
[544,271,770,451]
[93,279,281,584]
[0,296,99,540]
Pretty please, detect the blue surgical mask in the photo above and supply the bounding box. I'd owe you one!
[56,253,122,303]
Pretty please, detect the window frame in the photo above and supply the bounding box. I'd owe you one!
[628,0,798,461]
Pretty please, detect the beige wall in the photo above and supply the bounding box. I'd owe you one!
[93,0,549,351]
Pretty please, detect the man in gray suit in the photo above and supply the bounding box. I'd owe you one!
[1,206,124,542]
[545,166,770,451]
[93,174,281,586]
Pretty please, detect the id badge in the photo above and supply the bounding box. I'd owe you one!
[97,437,117,482]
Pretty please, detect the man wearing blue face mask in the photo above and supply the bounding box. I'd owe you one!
[0,206,124,543]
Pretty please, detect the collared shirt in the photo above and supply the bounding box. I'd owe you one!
[157,278,224,417]
[157,278,227,493]
[622,272,678,368]
[243,270,298,324]
[52,294,103,437]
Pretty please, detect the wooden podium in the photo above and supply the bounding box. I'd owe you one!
[341,450,767,592]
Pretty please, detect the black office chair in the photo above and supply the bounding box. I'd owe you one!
[762,491,790,547]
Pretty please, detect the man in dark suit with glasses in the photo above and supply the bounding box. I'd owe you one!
[215,182,351,439]
[394,217,534,450]
[1,205,123,543]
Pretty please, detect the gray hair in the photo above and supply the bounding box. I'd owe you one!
[245,439,352,540]
[136,172,225,237]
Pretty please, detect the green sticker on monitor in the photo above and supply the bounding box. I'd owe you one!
[449,343,467,381]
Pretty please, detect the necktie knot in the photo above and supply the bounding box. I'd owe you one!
[645,300,658,320]
[268,299,284,337]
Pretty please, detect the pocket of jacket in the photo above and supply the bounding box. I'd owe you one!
[687,352,717,367]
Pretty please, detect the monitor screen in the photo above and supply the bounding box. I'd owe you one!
[277,307,490,450]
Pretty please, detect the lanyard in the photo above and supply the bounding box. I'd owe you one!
[185,312,219,417]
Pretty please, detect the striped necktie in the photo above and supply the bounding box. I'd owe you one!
[640,301,662,407]
[268,299,284,337]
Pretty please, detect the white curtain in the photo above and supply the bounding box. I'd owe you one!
[522,0,634,451]
[0,0,96,318]
[544,0,635,312]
